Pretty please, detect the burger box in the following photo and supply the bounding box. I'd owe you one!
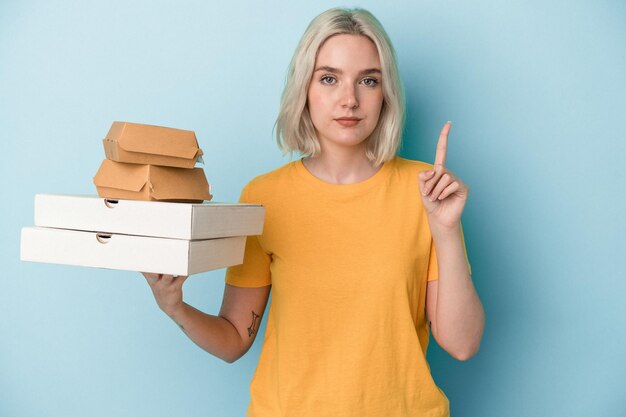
[102,121,204,169]
[93,159,212,203]
[20,194,266,276]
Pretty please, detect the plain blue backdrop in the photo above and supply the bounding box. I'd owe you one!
[1,1,625,416]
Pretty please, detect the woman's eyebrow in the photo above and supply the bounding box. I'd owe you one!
[313,65,381,75]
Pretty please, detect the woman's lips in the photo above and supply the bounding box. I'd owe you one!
[335,118,361,127]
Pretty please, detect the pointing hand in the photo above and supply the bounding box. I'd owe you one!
[418,121,469,231]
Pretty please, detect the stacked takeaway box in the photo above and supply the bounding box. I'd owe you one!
[20,122,265,276]
[95,121,211,202]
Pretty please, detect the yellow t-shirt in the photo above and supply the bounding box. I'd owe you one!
[226,156,470,417]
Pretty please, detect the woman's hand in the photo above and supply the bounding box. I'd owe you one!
[142,272,189,318]
[418,121,469,231]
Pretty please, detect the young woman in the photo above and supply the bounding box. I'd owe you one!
[143,7,484,416]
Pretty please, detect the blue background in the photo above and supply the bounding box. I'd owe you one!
[2,1,625,416]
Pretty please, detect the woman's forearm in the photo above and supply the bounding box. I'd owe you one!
[431,224,485,360]
[169,303,245,363]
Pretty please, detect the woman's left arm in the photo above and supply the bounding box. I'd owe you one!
[418,122,485,361]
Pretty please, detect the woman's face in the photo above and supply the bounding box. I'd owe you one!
[307,34,384,155]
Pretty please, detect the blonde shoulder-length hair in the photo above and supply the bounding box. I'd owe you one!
[275,7,406,166]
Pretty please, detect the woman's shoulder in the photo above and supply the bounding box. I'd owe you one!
[241,160,299,200]
[392,156,434,173]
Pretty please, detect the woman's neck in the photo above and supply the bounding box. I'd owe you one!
[302,150,382,185]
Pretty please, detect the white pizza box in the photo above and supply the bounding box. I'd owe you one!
[34,194,264,240]
[20,227,246,276]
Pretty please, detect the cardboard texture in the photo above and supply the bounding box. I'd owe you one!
[21,227,246,276]
[93,160,213,203]
[103,121,203,168]
[20,121,259,275]
[34,194,265,240]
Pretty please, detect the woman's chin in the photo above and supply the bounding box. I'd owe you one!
[321,134,370,149]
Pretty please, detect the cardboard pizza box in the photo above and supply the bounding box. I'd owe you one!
[33,194,265,240]
[20,227,246,276]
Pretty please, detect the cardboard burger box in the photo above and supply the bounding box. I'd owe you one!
[93,159,212,203]
[103,121,204,169]
[20,194,266,276]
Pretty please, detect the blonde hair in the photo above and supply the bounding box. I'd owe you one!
[275,7,405,166]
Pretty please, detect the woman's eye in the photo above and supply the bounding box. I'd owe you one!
[320,76,336,85]
[362,78,379,87]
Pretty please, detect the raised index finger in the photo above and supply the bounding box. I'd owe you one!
[434,121,451,167]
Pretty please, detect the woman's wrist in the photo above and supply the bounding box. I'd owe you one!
[429,221,461,241]
[165,301,188,324]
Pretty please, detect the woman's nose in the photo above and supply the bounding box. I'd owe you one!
[340,84,359,109]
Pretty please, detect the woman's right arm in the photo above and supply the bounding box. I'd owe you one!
[143,273,271,363]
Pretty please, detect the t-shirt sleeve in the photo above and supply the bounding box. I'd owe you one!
[224,184,272,288]
[426,222,472,281]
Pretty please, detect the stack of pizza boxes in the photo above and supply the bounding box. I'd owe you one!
[20,122,265,276]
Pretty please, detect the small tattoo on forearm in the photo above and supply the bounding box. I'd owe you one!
[247,311,260,337]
